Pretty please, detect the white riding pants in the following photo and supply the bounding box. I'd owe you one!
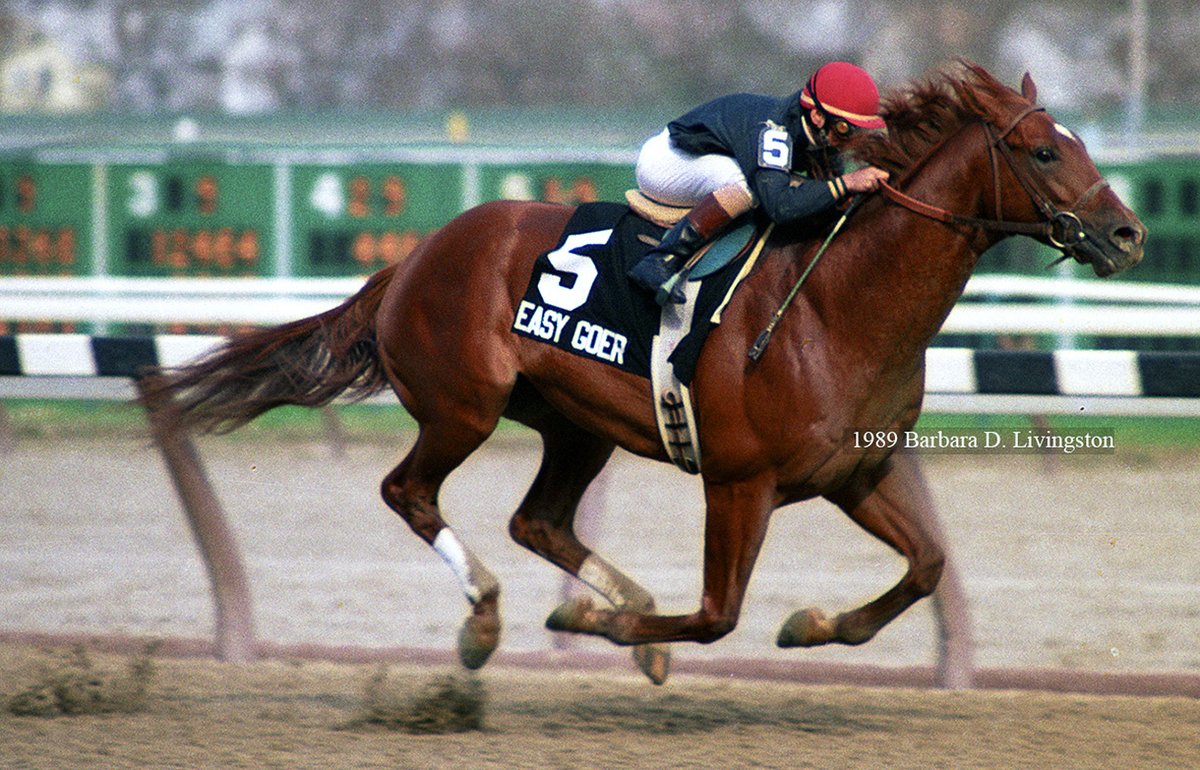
[635,129,751,208]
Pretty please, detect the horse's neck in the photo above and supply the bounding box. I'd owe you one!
[800,140,994,361]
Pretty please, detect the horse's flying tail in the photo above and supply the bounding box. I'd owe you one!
[142,264,398,434]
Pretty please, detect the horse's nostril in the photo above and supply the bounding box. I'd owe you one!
[1112,225,1143,247]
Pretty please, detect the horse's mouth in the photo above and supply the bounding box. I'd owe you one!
[1069,220,1146,278]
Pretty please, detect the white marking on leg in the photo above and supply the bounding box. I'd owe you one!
[577,554,653,611]
[578,555,625,606]
[433,528,481,603]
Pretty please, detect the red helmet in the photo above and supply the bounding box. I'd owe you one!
[799,61,885,130]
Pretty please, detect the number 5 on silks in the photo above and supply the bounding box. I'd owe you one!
[758,125,793,171]
[538,229,609,311]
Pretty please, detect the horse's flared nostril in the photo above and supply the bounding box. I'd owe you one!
[1111,222,1146,252]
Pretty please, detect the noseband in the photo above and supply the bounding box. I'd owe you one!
[879,105,1109,252]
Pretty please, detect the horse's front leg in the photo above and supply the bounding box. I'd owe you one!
[548,474,775,646]
[777,449,945,647]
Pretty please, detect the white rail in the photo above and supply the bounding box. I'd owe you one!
[3,274,1200,334]
[943,304,1200,336]
[962,274,1200,305]
[953,275,1200,336]
[0,276,362,325]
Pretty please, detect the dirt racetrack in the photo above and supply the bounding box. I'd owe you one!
[2,642,1199,769]
[4,428,1199,673]
[2,423,1199,766]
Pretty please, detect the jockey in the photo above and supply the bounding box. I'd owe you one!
[628,61,892,304]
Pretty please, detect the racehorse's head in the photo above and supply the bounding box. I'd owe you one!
[856,62,1146,278]
[955,63,1146,277]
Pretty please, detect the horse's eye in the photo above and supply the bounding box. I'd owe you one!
[1034,147,1057,163]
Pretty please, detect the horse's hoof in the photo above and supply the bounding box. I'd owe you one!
[632,644,671,685]
[776,607,837,648]
[457,602,500,670]
[545,596,603,634]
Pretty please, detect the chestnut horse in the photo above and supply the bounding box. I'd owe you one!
[149,63,1144,684]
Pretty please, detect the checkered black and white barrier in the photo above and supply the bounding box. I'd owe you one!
[2,335,1199,413]
[0,334,220,400]
[0,334,219,379]
[924,347,1200,416]
[926,348,1200,398]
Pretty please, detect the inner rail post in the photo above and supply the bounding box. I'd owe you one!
[135,374,257,663]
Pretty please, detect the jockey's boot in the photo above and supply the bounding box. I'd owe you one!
[628,184,750,305]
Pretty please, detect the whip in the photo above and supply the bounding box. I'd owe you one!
[748,195,865,362]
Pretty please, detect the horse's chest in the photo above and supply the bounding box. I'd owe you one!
[772,391,921,499]
[776,443,889,501]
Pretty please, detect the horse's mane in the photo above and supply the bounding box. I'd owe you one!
[848,61,1026,180]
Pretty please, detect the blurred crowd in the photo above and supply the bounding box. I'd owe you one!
[0,0,1196,115]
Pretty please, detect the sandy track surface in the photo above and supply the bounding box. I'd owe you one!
[3,431,1199,676]
[2,643,1198,770]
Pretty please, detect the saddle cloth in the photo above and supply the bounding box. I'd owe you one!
[511,202,763,385]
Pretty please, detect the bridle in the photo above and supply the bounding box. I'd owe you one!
[878,105,1109,252]
[747,105,1109,362]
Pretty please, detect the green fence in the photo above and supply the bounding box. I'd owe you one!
[0,146,640,279]
[2,144,1196,286]
[1110,158,1200,285]
[0,160,94,275]
[107,159,276,277]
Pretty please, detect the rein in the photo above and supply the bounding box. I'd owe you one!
[879,106,1109,252]
[747,104,1109,363]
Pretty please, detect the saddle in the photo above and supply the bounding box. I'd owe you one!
[625,189,688,227]
[511,200,771,474]
[625,189,759,280]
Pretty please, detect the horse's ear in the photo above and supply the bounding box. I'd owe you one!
[1020,72,1038,103]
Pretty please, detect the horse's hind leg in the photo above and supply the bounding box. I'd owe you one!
[508,418,671,684]
[777,449,945,648]
[380,420,502,669]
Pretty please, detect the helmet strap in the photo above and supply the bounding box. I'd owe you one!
[804,74,836,146]
[804,109,835,149]
[806,73,824,113]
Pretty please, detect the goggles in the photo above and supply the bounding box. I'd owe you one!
[828,116,857,138]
